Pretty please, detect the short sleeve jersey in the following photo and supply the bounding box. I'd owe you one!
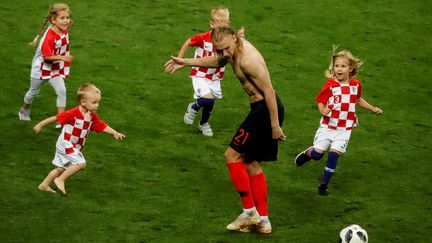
[31,27,71,79]
[316,77,362,130]
[56,107,107,153]
[189,31,225,81]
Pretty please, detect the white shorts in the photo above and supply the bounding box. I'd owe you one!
[52,142,86,169]
[191,77,222,99]
[313,127,352,154]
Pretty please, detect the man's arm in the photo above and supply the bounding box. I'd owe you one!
[243,60,285,141]
[164,56,227,74]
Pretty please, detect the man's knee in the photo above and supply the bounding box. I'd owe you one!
[245,161,262,176]
[224,147,242,162]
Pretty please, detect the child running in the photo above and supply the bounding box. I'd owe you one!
[18,3,73,128]
[177,6,241,136]
[35,83,125,195]
[294,47,383,195]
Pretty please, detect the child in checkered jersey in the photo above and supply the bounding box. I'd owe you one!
[34,84,125,195]
[18,3,73,127]
[294,47,383,196]
[177,6,244,137]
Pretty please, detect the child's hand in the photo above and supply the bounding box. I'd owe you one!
[321,107,332,116]
[237,27,245,38]
[113,132,126,141]
[372,107,383,115]
[33,124,42,133]
[62,55,74,63]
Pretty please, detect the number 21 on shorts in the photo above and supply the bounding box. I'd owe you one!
[234,128,249,145]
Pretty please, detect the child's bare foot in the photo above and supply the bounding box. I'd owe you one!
[53,178,67,195]
[38,183,56,193]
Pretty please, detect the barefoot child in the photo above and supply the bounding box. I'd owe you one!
[34,83,125,195]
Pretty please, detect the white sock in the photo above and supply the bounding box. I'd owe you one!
[260,216,270,223]
[243,207,257,214]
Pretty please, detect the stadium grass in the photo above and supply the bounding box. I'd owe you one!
[0,0,431,242]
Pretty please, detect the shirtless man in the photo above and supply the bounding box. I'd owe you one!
[165,26,285,234]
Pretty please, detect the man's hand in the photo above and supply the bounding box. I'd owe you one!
[272,126,286,141]
[164,56,186,74]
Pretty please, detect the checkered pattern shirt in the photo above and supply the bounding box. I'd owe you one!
[189,31,225,81]
[316,77,362,130]
[56,107,107,154]
[31,27,70,79]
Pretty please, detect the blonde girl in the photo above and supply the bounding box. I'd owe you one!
[18,3,73,126]
[295,46,383,196]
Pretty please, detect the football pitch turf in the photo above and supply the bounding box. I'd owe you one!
[1,0,431,242]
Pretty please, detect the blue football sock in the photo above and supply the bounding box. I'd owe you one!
[310,149,324,160]
[191,102,200,111]
[198,98,215,125]
[321,151,339,184]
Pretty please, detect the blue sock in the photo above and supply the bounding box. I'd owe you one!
[191,102,200,111]
[321,151,339,184]
[198,98,215,125]
[310,149,324,160]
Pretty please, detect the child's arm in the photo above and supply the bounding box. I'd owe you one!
[177,38,191,58]
[103,126,126,141]
[33,116,57,133]
[357,97,383,114]
[318,103,332,116]
[44,55,74,63]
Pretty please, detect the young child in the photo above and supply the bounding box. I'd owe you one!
[34,83,125,195]
[294,47,383,196]
[18,3,73,128]
[177,6,241,137]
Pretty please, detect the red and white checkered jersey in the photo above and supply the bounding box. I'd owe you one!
[316,77,363,130]
[56,107,107,153]
[31,27,71,79]
[189,31,225,81]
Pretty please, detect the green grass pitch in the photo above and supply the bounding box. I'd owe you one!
[0,0,431,242]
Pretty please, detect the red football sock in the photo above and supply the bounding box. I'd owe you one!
[226,162,255,209]
[251,172,268,216]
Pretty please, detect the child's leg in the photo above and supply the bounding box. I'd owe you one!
[197,97,215,125]
[308,147,325,160]
[23,78,46,109]
[54,163,86,195]
[295,147,325,166]
[318,150,341,195]
[38,167,65,193]
[48,77,66,113]
[320,150,340,184]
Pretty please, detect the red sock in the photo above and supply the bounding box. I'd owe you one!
[226,162,255,209]
[251,172,268,216]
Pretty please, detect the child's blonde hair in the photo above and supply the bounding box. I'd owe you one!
[29,3,71,46]
[211,6,230,22]
[325,45,363,78]
[77,83,101,102]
